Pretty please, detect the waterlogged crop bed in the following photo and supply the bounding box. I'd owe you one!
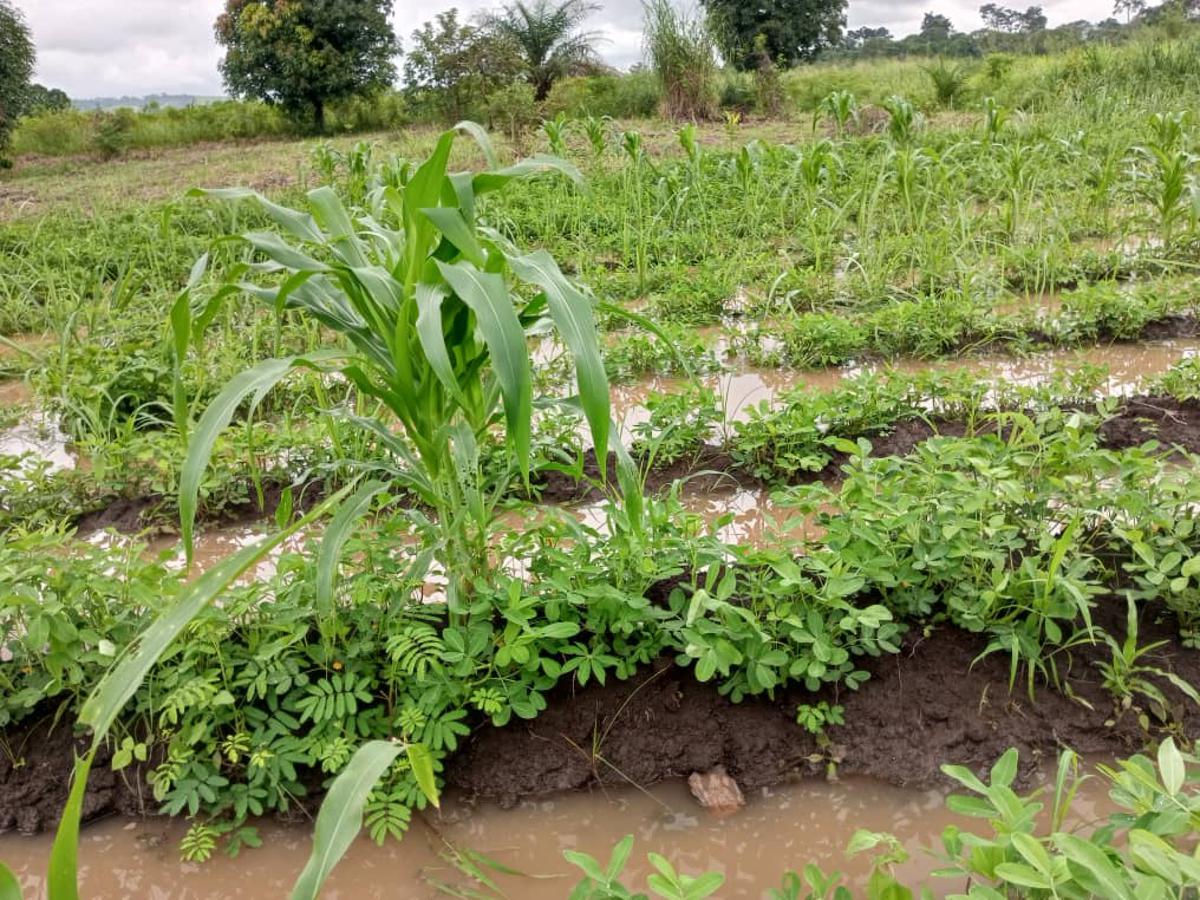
[6,37,1200,899]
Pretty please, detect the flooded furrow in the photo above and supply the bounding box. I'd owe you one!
[610,339,1200,428]
[0,771,1114,899]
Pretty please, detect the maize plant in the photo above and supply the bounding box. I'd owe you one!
[178,123,621,613]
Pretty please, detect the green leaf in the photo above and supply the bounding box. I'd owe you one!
[507,250,610,474]
[315,480,386,619]
[1157,738,1185,796]
[685,871,725,898]
[989,748,1018,788]
[473,154,583,196]
[405,742,440,809]
[993,863,1051,889]
[1010,833,1054,876]
[0,861,21,900]
[605,834,634,881]
[46,749,95,900]
[422,207,486,266]
[436,261,532,475]
[1054,833,1134,900]
[291,741,403,900]
[940,764,989,794]
[179,356,297,564]
[453,120,500,169]
[1129,829,1181,883]
[414,283,471,412]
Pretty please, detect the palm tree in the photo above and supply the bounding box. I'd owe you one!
[491,0,602,101]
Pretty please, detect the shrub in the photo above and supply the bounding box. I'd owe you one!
[93,108,136,159]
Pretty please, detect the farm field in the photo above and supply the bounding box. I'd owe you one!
[5,35,1200,900]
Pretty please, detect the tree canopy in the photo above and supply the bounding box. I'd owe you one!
[0,0,35,152]
[215,0,398,131]
[700,0,846,69]
[490,1,602,100]
[403,9,525,120]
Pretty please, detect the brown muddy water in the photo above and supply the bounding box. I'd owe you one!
[0,772,1114,899]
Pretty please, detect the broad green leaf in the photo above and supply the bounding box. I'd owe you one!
[414,283,471,411]
[404,131,455,267]
[405,742,440,809]
[508,250,610,472]
[685,872,725,898]
[315,480,386,619]
[46,749,95,900]
[473,154,583,196]
[989,748,1018,788]
[437,261,531,475]
[244,231,329,272]
[1157,738,1185,796]
[422,207,486,267]
[1054,833,1134,900]
[0,862,20,900]
[179,356,297,563]
[940,764,989,794]
[307,187,366,268]
[190,187,325,243]
[1010,833,1054,876]
[291,740,403,900]
[453,120,500,169]
[169,254,207,442]
[993,863,1051,889]
[605,835,634,881]
[1129,830,1181,883]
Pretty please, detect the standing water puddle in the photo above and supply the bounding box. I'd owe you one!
[0,772,1114,899]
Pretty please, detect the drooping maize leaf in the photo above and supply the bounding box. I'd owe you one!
[507,249,610,471]
[315,480,387,620]
[436,261,532,475]
[290,741,402,900]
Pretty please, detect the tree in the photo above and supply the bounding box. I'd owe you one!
[1020,5,1048,32]
[215,0,398,132]
[23,84,71,115]
[845,26,891,47]
[920,12,955,42]
[490,1,601,101]
[0,0,35,152]
[403,10,524,121]
[1113,0,1147,22]
[700,0,847,69]
[980,4,1022,32]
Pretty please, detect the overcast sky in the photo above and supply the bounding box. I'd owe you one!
[20,0,1109,99]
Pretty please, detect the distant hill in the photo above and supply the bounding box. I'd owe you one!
[72,93,227,111]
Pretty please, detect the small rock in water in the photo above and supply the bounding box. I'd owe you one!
[688,767,745,814]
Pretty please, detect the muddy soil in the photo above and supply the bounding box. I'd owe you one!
[446,602,1199,806]
[1098,396,1200,452]
[73,477,328,535]
[0,716,154,834]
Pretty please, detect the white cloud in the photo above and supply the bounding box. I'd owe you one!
[18,0,1113,99]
